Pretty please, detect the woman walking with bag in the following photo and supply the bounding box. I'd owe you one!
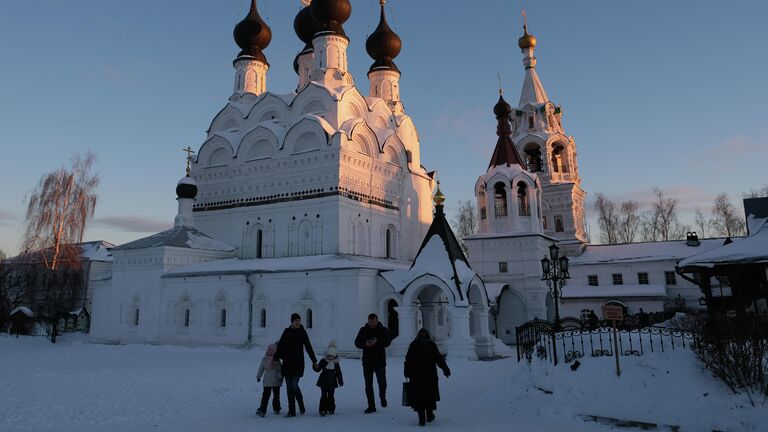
[404,328,451,426]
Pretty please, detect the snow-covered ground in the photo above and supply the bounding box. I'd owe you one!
[0,335,764,432]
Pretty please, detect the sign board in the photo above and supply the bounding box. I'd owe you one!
[602,305,624,321]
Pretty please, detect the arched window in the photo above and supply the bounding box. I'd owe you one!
[551,144,568,173]
[478,187,487,220]
[305,308,313,329]
[528,115,534,129]
[184,309,190,327]
[260,308,267,328]
[220,308,227,328]
[386,228,393,259]
[517,182,530,216]
[134,308,140,326]
[494,182,508,217]
[256,229,263,259]
[524,146,543,172]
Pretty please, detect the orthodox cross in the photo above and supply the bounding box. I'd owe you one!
[497,73,503,95]
[182,146,196,175]
[522,8,527,26]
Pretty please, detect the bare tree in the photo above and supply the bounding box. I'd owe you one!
[743,185,768,199]
[594,193,619,244]
[694,208,711,238]
[617,200,641,244]
[641,188,688,241]
[23,152,99,270]
[0,249,6,261]
[452,200,478,254]
[710,193,746,237]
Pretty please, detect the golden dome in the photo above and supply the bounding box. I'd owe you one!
[518,24,537,49]
[433,181,446,206]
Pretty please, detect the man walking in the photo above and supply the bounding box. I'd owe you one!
[275,313,318,417]
[354,313,391,413]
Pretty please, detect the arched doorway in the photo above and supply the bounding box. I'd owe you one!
[409,285,450,352]
[497,289,527,344]
[387,299,399,339]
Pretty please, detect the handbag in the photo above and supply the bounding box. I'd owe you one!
[402,381,411,407]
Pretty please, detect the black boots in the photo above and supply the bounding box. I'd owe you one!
[427,410,435,423]
[418,410,426,426]
[364,406,376,414]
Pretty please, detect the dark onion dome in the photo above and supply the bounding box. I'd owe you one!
[310,0,352,37]
[176,176,198,200]
[294,5,321,50]
[233,0,272,62]
[518,24,537,49]
[493,93,513,118]
[365,0,402,72]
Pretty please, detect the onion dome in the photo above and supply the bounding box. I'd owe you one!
[518,24,537,49]
[310,0,352,37]
[233,0,272,62]
[433,181,446,207]
[176,176,198,200]
[493,93,513,118]
[366,0,402,72]
[294,5,321,50]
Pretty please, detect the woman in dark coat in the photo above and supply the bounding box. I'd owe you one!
[404,328,451,426]
[275,313,318,417]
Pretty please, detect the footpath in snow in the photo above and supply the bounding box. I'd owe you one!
[0,335,763,432]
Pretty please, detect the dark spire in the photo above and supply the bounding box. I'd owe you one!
[488,93,526,168]
[233,0,272,62]
[310,0,352,37]
[366,0,402,73]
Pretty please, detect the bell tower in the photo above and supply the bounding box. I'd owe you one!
[511,18,586,253]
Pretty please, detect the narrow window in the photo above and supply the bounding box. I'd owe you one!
[612,274,623,285]
[386,228,393,259]
[638,272,649,285]
[480,207,487,220]
[588,275,599,286]
[528,116,534,129]
[305,308,313,329]
[387,299,399,339]
[665,271,677,285]
[256,229,263,259]
[260,308,267,328]
[555,215,564,232]
[220,309,227,328]
[494,183,508,217]
[134,309,140,326]
[542,216,548,230]
[184,309,190,327]
[498,262,508,273]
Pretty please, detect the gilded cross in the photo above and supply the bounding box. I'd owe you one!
[182,146,196,175]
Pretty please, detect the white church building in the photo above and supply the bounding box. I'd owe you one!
[91,1,729,355]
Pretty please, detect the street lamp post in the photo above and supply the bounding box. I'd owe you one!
[541,244,570,331]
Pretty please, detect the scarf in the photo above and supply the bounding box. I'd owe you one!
[265,343,277,369]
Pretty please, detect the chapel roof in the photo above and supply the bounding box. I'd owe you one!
[111,227,235,253]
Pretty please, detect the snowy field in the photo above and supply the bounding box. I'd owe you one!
[0,335,764,432]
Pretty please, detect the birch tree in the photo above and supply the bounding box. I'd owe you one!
[710,193,746,237]
[22,152,99,270]
[640,188,688,241]
[594,193,619,244]
[452,200,478,254]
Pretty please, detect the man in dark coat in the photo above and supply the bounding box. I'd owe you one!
[404,328,450,426]
[354,313,391,413]
[275,313,318,417]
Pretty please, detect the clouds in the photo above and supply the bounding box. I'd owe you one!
[93,215,170,233]
[0,210,19,227]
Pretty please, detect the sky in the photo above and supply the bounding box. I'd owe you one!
[1,0,767,255]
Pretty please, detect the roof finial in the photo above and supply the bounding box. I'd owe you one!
[522,8,527,27]
[380,0,386,5]
[518,9,537,49]
[497,72,503,95]
[183,146,196,176]
[433,177,446,207]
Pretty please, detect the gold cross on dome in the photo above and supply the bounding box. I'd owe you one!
[182,146,196,175]
[497,73,503,95]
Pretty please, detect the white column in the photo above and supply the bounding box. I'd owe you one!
[470,308,495,359]
[368,69,402,112]
[390,305,417,356]
[445,306,477,360]
[296,51,313,90]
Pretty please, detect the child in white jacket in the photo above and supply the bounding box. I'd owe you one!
[256,343,283,417]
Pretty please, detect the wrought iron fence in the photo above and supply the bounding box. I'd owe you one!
[516,318,700,365]
[0,322,53,341]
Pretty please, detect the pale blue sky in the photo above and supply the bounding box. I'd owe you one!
[1,1,767,254]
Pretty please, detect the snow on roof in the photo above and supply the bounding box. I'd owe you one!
[562,284,667,299]
[79,241,114,262]
[381,236,477,303]
[678,217,768,268]
[571,238,731,266]
[165,254,408,278]
[10,306,34,317]
[111,227,236,253]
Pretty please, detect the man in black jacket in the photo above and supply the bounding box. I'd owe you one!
[354,313,391,413]
[275,313,318,417]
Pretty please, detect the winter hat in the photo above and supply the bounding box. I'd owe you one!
[290,313,301,322]
[325,340,338,358]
